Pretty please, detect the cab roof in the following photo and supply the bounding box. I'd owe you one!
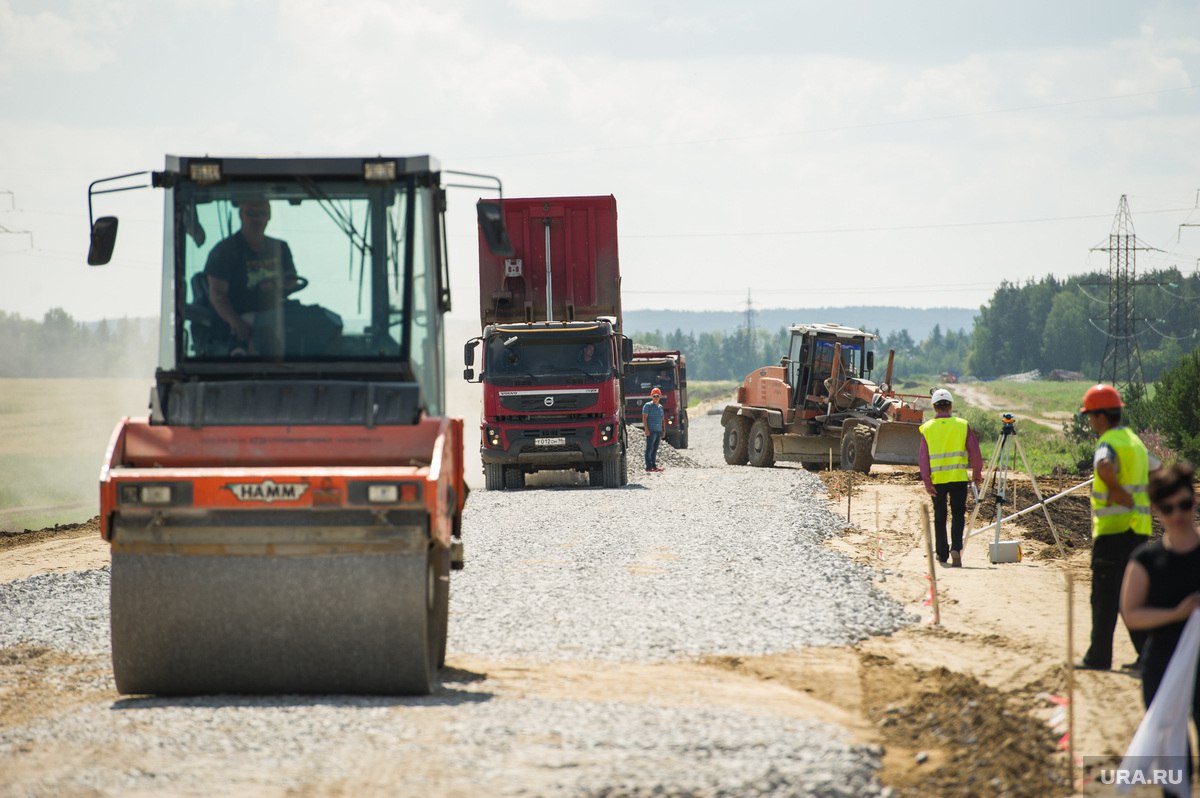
[787,322,878,341]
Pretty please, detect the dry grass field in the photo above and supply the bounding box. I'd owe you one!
[0,378,151,532]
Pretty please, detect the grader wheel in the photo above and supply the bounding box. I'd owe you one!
[723,417,750,465]
[840,425,875,474]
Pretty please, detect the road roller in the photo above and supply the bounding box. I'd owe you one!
[86,155,512,695]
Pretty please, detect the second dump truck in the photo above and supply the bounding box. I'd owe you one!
[624,350,689,448]
[464,195,631,489]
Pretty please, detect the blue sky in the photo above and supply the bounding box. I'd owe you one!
[1,0,1198,322]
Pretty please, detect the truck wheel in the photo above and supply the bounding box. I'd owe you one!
[503,466,525,490]
[602,455,623,488]
[588,466,603,487]
[748,418,776,468]
[841,426,875,474]
[619,448,628,486]
[723,417,750,465]
[678,418,689,450]
[484,463,503,491]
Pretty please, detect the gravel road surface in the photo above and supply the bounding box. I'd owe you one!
[1,414,910,797]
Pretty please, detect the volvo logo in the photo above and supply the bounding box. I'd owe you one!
[543,396,555,407]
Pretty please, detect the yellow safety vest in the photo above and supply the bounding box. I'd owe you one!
[1091,426,1152,538]
[919,416,969,485]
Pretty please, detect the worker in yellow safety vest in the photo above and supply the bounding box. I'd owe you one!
[1078,383,1154,672]
[918,388,983,568]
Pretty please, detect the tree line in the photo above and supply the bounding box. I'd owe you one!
[635,267,1200,383]
[0,309,156,377]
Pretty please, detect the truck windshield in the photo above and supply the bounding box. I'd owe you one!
[177,180,423,365]
[625,362,674,394]
[485,335,610,384]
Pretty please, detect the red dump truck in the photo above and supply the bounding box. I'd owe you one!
[624,350,689,449]
[464,195,631,489]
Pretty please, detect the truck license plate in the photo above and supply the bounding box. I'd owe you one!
[535,436,566,447]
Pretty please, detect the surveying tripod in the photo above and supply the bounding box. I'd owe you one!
[965,413,1066,561]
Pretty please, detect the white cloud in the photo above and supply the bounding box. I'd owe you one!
[0,0,116,75]
[506,0,612,22]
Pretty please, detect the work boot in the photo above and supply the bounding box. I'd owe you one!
[951,551,962,568]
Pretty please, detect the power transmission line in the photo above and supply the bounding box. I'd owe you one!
[1088,195,1162,395]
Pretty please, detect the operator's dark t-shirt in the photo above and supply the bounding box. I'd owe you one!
[204,233,296,313]
[1131,538,1200,675]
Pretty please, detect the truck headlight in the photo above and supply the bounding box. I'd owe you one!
[600,423,614,442]
[485,427,502,447]
[667,416,675,426]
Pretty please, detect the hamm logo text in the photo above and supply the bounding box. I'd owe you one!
[224,480,310,503]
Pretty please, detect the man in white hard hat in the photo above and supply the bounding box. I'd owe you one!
[918,388,983,567]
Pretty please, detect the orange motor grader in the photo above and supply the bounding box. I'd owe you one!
[720,323,925,473]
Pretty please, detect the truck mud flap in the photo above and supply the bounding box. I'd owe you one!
[871,422,921,466]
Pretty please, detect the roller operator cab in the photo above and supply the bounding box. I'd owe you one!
[624,351,689,449]
[86,155,511,696]
[464,195,631,489]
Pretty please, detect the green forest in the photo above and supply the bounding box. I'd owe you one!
[636,267,1200,383]
[4,266,1198,385]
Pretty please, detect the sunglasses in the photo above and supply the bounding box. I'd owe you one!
[1156,496,1196,515]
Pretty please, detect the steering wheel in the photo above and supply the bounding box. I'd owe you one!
[285,276,309,297]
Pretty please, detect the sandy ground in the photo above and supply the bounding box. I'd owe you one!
[1,412,1159,796]
[815,464,1156,796]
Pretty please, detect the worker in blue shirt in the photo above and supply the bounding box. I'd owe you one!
[642,387,665,473]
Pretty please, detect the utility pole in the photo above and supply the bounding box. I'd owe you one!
[1088,195,1160,397]
[0,189,33,248]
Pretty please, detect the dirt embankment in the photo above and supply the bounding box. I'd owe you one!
[817,464,1149,796]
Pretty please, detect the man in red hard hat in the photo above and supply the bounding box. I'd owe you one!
[1078,383,1153,671]
[642,387,665,473]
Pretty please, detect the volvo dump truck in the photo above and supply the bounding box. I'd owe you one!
[720,323,925,473]
[86,155,511,695]
[464,195,631,489]
[625,350,689,449]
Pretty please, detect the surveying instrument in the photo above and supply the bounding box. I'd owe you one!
[965,412,1066,563]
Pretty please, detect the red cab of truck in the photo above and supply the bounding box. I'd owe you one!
[625,350,689,449]
[465,195,632,489]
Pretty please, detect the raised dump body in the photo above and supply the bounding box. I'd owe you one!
[87,155,507,695]
[466,195,631,489]
[478,195,621,326]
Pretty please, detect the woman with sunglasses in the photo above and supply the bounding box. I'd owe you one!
[1120,462,1200,791]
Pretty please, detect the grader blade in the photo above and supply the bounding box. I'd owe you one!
[871,422,922,466]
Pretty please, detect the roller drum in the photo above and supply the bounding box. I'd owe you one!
[111,547,445,696]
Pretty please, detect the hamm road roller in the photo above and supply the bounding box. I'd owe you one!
[87,155,511,695]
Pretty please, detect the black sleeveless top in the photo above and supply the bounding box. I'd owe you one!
[1131,537,1200,673]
